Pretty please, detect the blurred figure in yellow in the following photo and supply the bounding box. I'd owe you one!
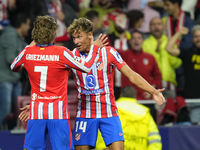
[95,86,162,150]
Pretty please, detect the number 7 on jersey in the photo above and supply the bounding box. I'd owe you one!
[34,66,48,92]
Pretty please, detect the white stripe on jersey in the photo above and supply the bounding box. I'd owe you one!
[72,69,81,99]
[86,100,91,118]
[48,103,54,119]
[96,95,101,118]
[38,102,44,119]
[102,47,112,117]
[10,49,26,70]
[110,48,123,64]
[81,72,91,118]
[31,101,35,119]
[58,101,63,119]
[63,50,90,72]
[76,100,81,118]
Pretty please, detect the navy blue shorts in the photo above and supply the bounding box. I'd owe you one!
[73,116,124,147]
[24,119,73,150]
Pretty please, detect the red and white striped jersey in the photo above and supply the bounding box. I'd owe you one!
[11,44,100,120]
[72,46,126,118]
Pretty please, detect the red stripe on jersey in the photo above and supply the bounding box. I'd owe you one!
[63,101,67,119]
[34,101,39,119]
[80,99,86,118]
[90,100,96,118]
[43,103,48,119]
[54,101,59,119]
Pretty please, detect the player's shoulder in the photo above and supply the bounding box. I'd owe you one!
[102,46,116,52]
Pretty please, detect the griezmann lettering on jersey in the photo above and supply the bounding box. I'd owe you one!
[11,45,100,120]
[72,46,126,118]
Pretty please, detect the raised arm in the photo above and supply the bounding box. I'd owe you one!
[63,44,100,73]
[10,47,27,72]
[165,27,189,57]
[120,65,165,105]
[63,34,108,73]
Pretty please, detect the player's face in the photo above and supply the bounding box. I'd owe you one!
[72,31,92,53]
[129,32,143,51]
[193,30,200,49]
[150,18,164,39]
[164,1,176,16]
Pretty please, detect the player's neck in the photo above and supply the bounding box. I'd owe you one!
[83,45,91,55]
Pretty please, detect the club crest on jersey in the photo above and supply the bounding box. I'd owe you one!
[143,58,149,65]
[96,61,104,71]
[32,93,37,100]
[75,133,81,141]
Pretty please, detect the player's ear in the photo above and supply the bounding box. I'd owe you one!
[88,32,93,40]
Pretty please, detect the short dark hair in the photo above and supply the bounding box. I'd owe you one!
[9,13,29,28]
[131,30,143,39]
[126,10,144,29]
[85,10,99,21]
[121,86,137,98]
[163,0,182,7]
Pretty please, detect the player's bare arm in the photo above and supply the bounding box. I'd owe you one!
[165,27,189,56]
[120,64,165,105]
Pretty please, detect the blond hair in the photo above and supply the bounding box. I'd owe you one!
[32,15,57,45]
[67,18,93,35]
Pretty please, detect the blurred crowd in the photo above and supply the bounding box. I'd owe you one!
[0,0,200,132]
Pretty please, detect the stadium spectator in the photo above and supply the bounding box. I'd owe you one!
[120,30,162,121]
[126,10,144,32]
[166,25,200,124]
[85,10,103,40]
[142,17,182,98]
[127,0,160,34]
[163,0,194,96]
[163,0,194,49]
[121,31,162,100]
[11,15,106,149]
[96,86,162,150]
[0,13,30,128]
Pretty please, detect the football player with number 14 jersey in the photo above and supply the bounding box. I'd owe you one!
[67,18,165,150]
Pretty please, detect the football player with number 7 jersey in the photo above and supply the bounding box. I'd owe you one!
[10,16,107,150]
[67,18,166,150]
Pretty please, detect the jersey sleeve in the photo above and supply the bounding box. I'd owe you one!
[10,46,28,72]
[109,47,126,70]
[63,45,100,73]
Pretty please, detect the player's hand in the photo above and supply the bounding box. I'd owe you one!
[92,34,109,48]
[143,92,151,99]
[29,40,36,47]
[178,27,189,35]
[18,105,30,122]
[152,88,165,105]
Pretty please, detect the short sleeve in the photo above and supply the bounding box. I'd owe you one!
[109,47,126,70]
